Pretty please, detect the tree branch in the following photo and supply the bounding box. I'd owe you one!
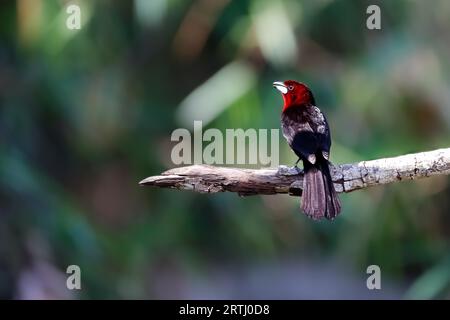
[139,148,450,196]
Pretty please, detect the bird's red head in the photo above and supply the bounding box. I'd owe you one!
[273,80,315,111]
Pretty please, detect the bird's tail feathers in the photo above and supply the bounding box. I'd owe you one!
[301,158,341,220]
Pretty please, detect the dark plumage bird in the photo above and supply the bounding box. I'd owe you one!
[273,80,341,220]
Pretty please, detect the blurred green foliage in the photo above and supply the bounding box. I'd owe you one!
[0,0,450,299]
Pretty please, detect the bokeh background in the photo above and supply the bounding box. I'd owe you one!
[1,0,450,299]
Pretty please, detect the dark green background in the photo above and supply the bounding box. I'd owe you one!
[0,0,449,299]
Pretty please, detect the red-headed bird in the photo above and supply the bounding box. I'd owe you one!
[273,80,341,220]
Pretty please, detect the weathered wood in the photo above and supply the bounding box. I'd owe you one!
[139,148,450,196]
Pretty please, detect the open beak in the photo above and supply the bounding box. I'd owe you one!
[273,81,288,94]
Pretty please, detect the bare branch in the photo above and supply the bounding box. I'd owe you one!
[139,148,450,196]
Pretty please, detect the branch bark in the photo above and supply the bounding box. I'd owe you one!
[139,148,450,196]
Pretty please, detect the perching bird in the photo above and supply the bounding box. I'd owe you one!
[273,80,341,220]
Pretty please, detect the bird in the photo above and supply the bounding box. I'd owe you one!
[273,80,341,220]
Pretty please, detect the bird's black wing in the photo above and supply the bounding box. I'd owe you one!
[281,105,331,163]
[318,112,331,159]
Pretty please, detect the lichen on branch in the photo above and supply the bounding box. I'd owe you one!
[140,148,450,197]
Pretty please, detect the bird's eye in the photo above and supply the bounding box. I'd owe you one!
[288,85,294,90]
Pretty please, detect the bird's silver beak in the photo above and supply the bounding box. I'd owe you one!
[273,81,288,94]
